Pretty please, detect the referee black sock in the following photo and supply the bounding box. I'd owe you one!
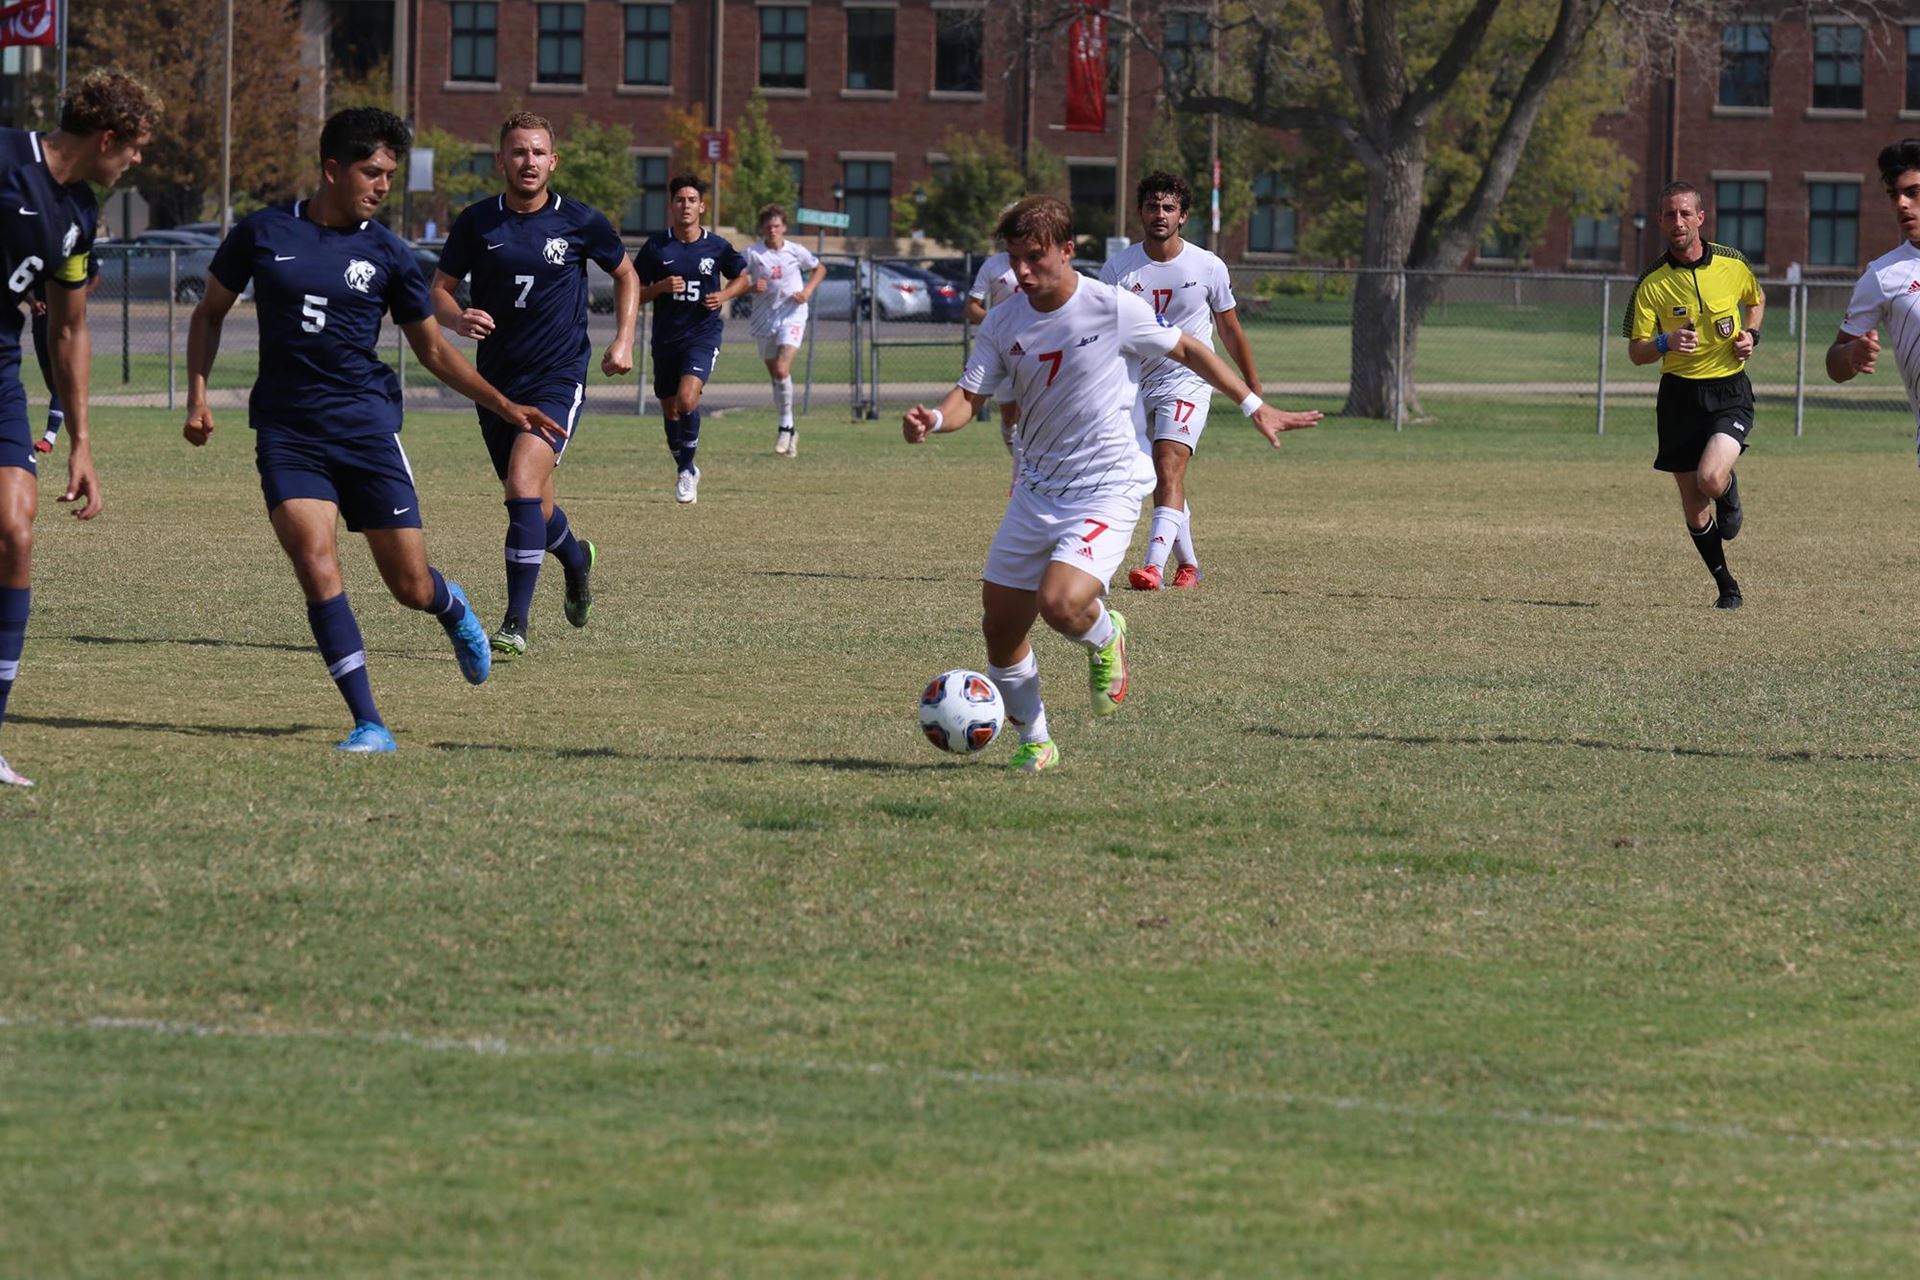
[1688,517,1734,584]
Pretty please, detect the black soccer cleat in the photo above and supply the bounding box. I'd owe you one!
[1714,579,1743,610]
[563,540,595,628]
[1717,472,1743,541]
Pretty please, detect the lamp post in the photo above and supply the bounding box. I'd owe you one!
[912,185,927,253]
[1632,210,1647,265]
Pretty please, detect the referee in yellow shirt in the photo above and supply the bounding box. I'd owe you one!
[1624,181,1765,609]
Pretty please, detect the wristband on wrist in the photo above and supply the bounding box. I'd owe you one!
[1745,328,1761,346]
[1654,332,1670,355]
[926,408,946,434]
[1238,392,1264,418]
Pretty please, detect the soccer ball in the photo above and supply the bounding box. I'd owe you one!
[918,669,1005,754]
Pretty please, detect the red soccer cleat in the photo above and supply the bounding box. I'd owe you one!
[1171,563,1202,589]
[1126,564,1163,591]
[33,438,52,453]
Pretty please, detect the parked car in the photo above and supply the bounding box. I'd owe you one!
[892,263,967,322]
[95,231,226,303]
[810,260,936,322]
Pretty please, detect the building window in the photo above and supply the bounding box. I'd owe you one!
[1717,23,1769,109]
[1714,180,1766,263]
[1479,228,1528,262]
[844,160,892,237]
[624,5,671,86]
[934,9,984,94]
[624,154,669,236]
[450,2,498,82]
[846,8,895,92]
[1163,10,1210,96]
[1906,26,1920,112]
[782,158,806,207]
[537,3,585,84]
[1068,164,1116,252]
[1249,171,1296,253]
[1569,213,1619,262]
[1808,182,1858,267]
[759,7,807,90]
[1812,25,1864,111]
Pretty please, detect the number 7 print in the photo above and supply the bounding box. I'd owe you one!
[1036,350,1063,386]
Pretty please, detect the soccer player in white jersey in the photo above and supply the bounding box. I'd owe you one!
[965,246,1024,482]
[745,204,825,456]
[904,197,1320,773]
[1830,140,1920,446]
[1100,172,1261,591]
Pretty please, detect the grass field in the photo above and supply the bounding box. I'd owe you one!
[7,398,1920,1276]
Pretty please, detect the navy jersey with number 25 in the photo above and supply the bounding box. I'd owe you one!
[211,201,432,438]
[636,228,744,350]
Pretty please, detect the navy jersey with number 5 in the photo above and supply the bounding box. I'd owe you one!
[435,192,626,400]
[636,228,744,350]
[0,128,97,369]
[210,201,431,438]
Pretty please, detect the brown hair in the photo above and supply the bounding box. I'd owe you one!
[995,195,1073,249]
[758,203,789,228]
[1658,180,1702,211]
[59,69,161,140]
[499,111,555,147]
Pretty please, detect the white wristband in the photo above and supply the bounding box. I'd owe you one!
[926,408,946,434]
[1238,392,1264,418]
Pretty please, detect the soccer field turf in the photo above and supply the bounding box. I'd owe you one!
[5,400,1920,1275]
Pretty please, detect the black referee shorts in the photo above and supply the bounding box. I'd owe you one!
[1654,371,1753,473]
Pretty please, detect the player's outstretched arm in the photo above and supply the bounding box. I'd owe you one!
[1827,327,1879,383]
[183,278,242,450]
[401,317,564,444]
[903,386,990,443]
[601,258,640,377]
[430,270,494,340]
[46,279,100,518]
[1164,333,1320,446]
[1213,307,1262,398]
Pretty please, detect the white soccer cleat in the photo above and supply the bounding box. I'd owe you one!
[774,428,791,456]
[0,754,34,787]
[674,466,700,505]
[782,428,797,458]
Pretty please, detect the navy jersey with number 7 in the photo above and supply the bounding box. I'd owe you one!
[210,201,432,439]
[636,228,744,350]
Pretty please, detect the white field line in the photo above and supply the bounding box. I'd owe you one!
[5,1012,1917,1156]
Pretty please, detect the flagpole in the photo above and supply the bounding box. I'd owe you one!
[221,0,232,234]
[56,0,66,100]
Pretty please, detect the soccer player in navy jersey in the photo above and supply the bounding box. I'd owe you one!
[636,175,748,504]
[431,111,639,661]
[183,108,562,755]
[28,256,101,454]
[0,70,159,788]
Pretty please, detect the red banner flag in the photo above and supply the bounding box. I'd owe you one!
[1064,0,1108,134]
[0,0,57,48]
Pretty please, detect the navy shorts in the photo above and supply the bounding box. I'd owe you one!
[255,428,423,532]
[652,341,720,402]
[478,382,584,481]
[0,366,34,475]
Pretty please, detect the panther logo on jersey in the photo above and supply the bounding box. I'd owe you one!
[60,222,78,259]
[344,259,377,293]
[699,257,715,275]
[543,237,568,266]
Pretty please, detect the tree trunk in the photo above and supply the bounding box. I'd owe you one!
[142,184,203,231]
[1343,142,1424,419]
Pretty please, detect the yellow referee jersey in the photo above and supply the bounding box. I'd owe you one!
[1623,242,1763,380]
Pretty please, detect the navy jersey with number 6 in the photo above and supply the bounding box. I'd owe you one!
[636,228,744,350]
[0,128,97,369]
[435,192,626,400]
[210,201,431,438]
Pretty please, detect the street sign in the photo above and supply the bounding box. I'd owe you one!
[408,147,436,193]
[699,130,730,164]
[796,207,851,229]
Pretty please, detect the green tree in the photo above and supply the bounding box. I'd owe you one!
[893,132,1056,255]
[1131,109,1266,255]
[555,114,639,233]
[725,90,798,230]
[408,127,495,234]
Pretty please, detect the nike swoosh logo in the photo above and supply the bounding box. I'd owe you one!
[16,207,37,216]
[486,242,505,250]
[392,507,411,516]
[275,254,296,261]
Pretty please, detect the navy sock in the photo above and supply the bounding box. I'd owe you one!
[546,505,587,574]
[504,497,545,623]
[307,593,381,727]
[426,567,467,624]
[43,407,61,437]
[663,414,684,468]
[0,586,28,730]
[678,408,701,472]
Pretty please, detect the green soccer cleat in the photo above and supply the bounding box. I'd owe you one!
[564,540,595,628]
[490,616,527,662]
[1007,739,1060,773]
[1087,609,1130,716]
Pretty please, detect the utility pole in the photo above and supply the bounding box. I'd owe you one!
[221,0,232,234]
[711,0,725,225]
[1207,0,1219,246]
[1114,0,1130,242]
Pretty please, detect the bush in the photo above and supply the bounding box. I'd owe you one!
[1248,271,1353,301]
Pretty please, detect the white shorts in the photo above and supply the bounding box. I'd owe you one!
[755,317,807,359]
[982,483,1144,592]
[1142,386,1211,450]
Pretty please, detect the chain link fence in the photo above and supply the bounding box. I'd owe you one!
[56,248,1912,440]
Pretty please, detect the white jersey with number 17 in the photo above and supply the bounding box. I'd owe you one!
[1099,240,1236,400]
[958,278,1179,500]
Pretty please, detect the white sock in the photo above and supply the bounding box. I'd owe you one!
[989,652,1048,744]
[1144,506,1181,571]
[1174,502,1197,568]
[772,377,794,429]
[1071,601,1114,651]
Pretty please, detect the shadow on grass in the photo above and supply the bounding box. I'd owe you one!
[1263,589,1599,610]
[12,713,323,739]
[755,570,950,584]
[1255,725,1915,765]
[426,741,949,772]
[64,633,435,661]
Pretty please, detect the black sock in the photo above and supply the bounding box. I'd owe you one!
[1689,518,1736,587]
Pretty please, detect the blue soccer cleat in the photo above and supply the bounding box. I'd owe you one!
[336,720,397,753]
[439,580,492,684]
